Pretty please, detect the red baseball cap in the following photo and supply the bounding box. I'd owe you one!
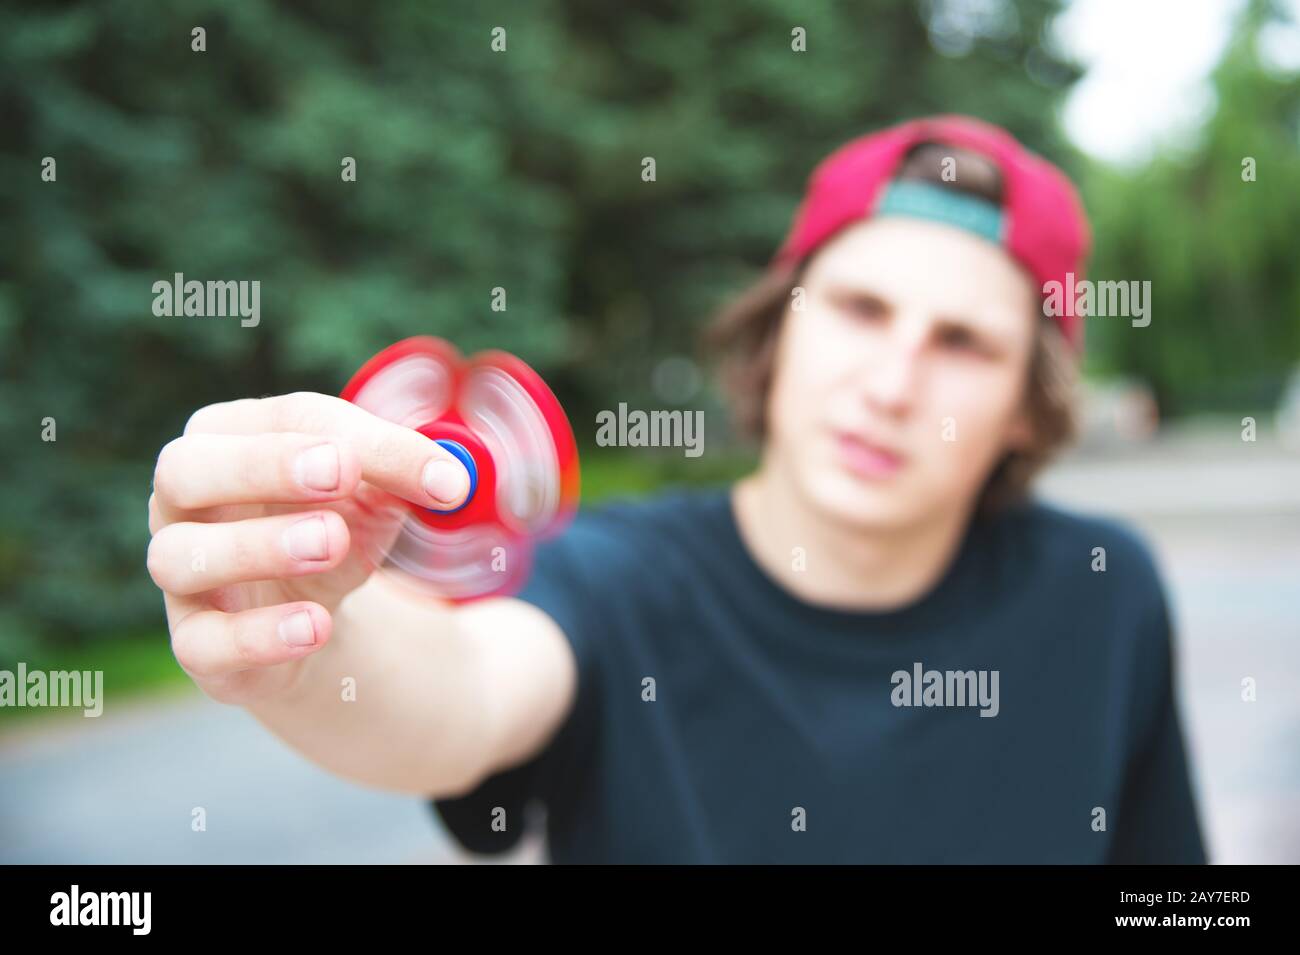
[771,115,1092,348]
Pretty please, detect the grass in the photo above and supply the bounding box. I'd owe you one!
[579,447,755,501]
[0,630,192,727]
[1,450,757,723]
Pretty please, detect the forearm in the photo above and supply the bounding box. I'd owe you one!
[245,575,494,797]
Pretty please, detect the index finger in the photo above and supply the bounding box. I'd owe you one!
[184,392,470,509]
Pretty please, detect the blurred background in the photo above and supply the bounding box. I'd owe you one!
[1,0,1297,863]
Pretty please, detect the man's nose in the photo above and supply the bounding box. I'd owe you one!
[860,322,925,416]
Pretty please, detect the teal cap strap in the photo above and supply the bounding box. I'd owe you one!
[873,179,1006,245]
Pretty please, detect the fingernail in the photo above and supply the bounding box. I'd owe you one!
[423,458,468,505]
[279,610,316,647]
[295,444,339,492]
[282,516,329,561]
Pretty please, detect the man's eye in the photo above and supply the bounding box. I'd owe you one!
[937,327,982,352]
[841,295,886,319]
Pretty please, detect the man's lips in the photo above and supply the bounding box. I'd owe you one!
[834,431,906,479]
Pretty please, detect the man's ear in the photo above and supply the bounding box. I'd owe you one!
[1005,406,1035,452]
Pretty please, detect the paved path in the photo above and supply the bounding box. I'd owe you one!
[1,689,457,863]
[1039,434,1300,863]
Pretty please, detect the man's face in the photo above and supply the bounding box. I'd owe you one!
[764,216,1039,530]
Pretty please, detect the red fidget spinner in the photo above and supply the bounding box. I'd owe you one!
[340,337,579,602]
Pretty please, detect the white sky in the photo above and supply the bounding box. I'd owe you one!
[1056,0,1300,165]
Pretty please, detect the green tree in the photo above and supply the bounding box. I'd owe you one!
[1083,0,1300,415]
[0,0,1080,653]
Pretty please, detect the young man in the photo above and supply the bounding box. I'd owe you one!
[146,115,1206,863]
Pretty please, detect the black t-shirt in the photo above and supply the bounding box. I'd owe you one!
[432,485,1207,863]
